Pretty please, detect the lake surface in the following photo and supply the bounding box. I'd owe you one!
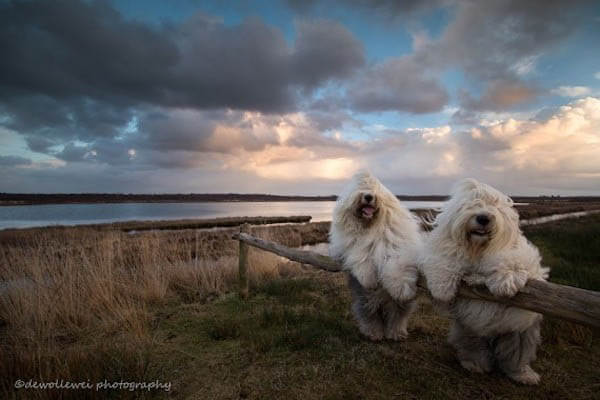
[0,201,443,230]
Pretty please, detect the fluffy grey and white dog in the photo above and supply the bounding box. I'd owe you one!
[420,178,549,384]
[329,171,422,341]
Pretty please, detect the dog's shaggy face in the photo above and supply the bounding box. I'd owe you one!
[353,188,379,223]
[437,178,519,255]
[334,171,395,228]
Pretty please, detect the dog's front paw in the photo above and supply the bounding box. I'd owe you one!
[507,366,540,385]
[427,276,459,302]
[486,268,528,297]
[385,326,408,341]
[459,359,491,374]
[390,282,417,302]
[359,323,384,341]
[429,284,456,303]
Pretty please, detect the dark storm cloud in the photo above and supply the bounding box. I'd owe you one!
[285,0,450,17]
[0,0,178,102]
[0,0,364,111]
[0,0,365,158]
[292,20,365,88]
[0,95,136,154]
[54,143,92,162]
[169,16,364,110]
[135,109,282,155]
[0,155,32,167]
[135,109,221,153]
[347,57,449,113]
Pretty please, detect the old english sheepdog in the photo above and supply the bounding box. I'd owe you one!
[329,171,422,341]
[420,178,549,384]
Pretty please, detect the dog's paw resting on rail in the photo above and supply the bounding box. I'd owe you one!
[329,171,423,341]
[419,178,549,385]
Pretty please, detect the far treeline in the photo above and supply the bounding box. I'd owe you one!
[1,193,600,206]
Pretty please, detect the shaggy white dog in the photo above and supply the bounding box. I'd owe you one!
[420,178,549,384]
[329,171,422,340]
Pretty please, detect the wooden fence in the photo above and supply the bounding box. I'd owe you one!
[233,223,600,329]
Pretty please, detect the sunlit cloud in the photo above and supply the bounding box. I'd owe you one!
[250,157,359,181]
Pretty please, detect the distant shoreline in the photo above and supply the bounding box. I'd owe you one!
[1,193,600,206]
[0,193,443,206]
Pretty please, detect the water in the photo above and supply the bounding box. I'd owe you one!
[519,209,600,226]
[0,201,443,230]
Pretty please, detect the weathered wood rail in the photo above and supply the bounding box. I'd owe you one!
[233,225,600,329]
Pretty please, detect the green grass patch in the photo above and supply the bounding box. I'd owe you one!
[524,213,600,290]
[255,278,321,305]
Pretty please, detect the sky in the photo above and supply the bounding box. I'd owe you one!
[1,0,600,196]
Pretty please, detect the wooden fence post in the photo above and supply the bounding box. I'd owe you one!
[238,223,250,299]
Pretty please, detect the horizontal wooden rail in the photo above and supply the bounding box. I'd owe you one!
[233,231,600,329]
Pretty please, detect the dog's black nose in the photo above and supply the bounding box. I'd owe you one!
[476,214,490,226]
[364,194,373,203]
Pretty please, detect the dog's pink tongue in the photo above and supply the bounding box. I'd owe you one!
[362,206,375,217]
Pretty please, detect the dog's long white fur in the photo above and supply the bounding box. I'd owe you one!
[329,171,422,299]
[329,171,422,340]
[420,178,549,384]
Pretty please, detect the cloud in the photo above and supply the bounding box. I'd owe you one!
[1,0,598,196]
[419,0,589,81]
[0,0,369,168]
[3,98,600,194]
[0,1,364,113]
[551,86,592,97]
[463,97,600,191]
[285,0,451,17]
[409,0,594,114]
[291,20,365,88]
[0,0,365,153]
[347,57,449,113]
[341,0,591,115]
[460,80,539,111]
[595,71,600,80]
[0,155,32,167]
[41,107,358,172]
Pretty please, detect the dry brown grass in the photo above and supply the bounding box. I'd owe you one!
[1,213,598,399]
[0,224,311,399]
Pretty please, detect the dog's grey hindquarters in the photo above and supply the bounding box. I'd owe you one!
[348,274,414,341]
[448,320,493,374]
[383,296,416,340]
[348,273,384,340]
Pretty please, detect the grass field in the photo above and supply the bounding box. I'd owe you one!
[1,214,599,399]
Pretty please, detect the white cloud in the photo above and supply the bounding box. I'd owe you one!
[510,56,538,76]
[347,97,600,194]
[407,125,451,144]
[442,105,459,115]
[468,97,600,192]
[551,86,592,97]
[594,71,600,80]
